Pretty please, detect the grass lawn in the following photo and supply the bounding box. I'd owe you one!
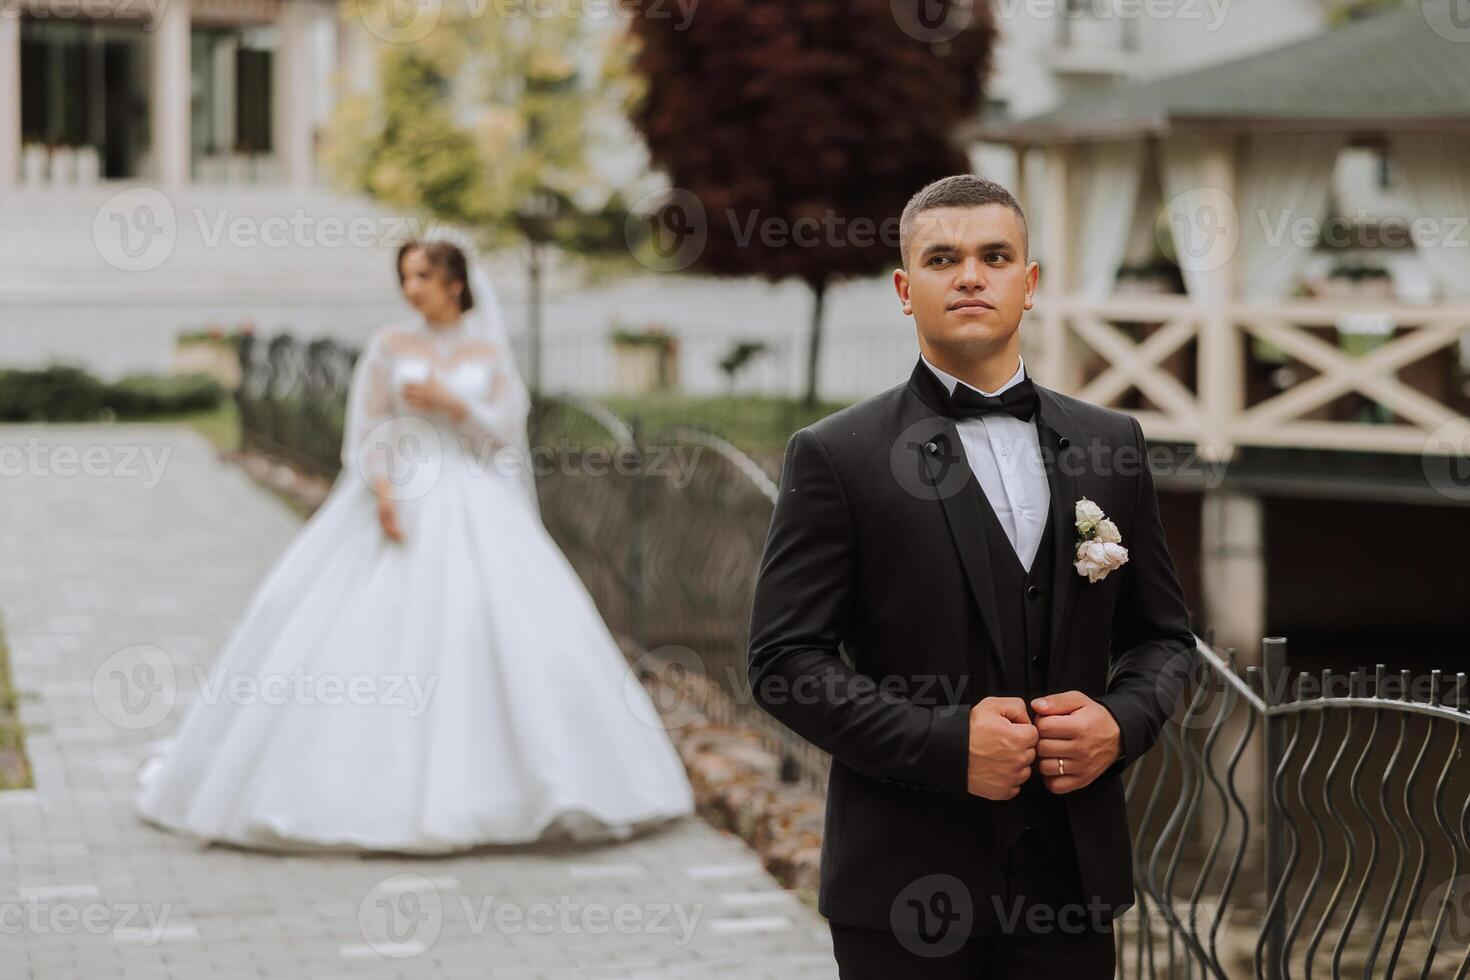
[599,394,850,456]
[0,617,33,790]
[119,398,241,454]
[121,391,847,466]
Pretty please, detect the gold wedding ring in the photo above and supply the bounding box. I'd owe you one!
[1057,758,1065,776]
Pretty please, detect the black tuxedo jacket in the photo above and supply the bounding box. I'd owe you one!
[747,357,1195,935]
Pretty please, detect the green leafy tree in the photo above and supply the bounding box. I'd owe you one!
[322,2,636,390]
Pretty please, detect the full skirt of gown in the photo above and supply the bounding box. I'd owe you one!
[134,444,695,853]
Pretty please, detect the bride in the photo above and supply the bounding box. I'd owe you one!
[135,233,695,852]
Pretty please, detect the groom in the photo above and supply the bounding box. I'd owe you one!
[747,175,1195,977]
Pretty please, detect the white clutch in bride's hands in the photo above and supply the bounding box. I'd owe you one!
[394,360,433,386]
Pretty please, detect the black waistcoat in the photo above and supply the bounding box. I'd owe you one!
[971,476,1074,856]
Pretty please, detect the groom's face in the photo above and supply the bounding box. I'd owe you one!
[894,204,1039,355]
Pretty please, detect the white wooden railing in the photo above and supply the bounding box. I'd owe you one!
[1026,295,1470,459]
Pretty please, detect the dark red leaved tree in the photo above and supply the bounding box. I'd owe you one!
[623,0,997,405]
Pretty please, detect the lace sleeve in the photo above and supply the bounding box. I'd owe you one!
[456,345,531,450]
[340,330,396,485]
[454,343,538,513]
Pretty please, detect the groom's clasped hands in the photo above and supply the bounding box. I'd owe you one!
[965,691,1123,799]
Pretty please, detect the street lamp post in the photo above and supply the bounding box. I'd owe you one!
[514,189,560,400]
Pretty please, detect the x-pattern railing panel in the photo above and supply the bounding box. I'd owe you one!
[1038,296,1470,458]
[1235,312,1466,433]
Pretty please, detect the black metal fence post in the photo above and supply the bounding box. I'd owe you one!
[1262,636,1289,980]
[626,414,647,650]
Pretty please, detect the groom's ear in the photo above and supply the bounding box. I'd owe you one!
[1023,260,1040,312]
[893,267,913,316]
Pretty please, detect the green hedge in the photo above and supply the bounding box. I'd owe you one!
[106,373,225,416]
[0,366,225,422]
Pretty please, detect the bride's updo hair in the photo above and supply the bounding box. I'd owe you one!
[396,238,476,313]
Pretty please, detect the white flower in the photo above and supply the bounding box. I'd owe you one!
[1075,540,1129,583]
[1072,498,1127,582]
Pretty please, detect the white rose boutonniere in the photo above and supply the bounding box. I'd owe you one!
[1073,497,1128,583]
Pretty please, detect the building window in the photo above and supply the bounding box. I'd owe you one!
[20,16,150,181]
[191,26,276,183]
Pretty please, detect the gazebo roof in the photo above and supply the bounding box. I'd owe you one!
[973,1,1470,144]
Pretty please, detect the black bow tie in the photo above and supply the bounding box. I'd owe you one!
[948,376,1039,424]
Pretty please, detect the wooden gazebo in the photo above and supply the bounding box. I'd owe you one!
[968,1,1470,659]
[969,0,1470,463]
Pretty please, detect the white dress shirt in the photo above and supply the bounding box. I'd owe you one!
[921,353,1051,572]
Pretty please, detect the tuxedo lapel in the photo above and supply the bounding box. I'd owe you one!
[1035,384,1084,692]
[905,360,1011,689]
[924,427,1011,689]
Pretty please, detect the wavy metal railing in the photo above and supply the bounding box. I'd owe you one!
[1128,635,1470,979]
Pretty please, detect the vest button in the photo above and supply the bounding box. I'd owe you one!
[1031,655,1043,666]
[923,441,938,455]
[1026,585,1040,600]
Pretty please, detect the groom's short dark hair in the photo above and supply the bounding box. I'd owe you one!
[899,175,1029,269]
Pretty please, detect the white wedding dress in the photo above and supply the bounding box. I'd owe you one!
[135,308,694,853]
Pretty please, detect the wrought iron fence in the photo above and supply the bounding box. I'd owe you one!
[1128,635,1470,979]
[236,333,357,476]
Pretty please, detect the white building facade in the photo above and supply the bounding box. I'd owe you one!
[0,0,344,190]
[0,0,1344,397]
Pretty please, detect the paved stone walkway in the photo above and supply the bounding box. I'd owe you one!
[0,424,837,979]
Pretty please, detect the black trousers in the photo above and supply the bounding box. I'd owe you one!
[829,828,1116,979]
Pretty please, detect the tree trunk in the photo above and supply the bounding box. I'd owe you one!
[526,242,543,399]
[804,279,827,408]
